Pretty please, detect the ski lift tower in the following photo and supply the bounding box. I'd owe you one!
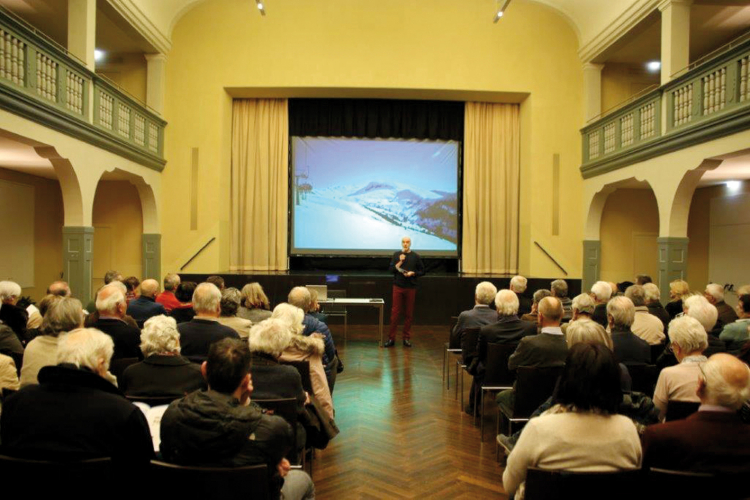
[295,166,309,206]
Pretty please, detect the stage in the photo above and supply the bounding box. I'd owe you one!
[181,271,582,325]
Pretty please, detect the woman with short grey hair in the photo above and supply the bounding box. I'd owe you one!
[119,315,205,398]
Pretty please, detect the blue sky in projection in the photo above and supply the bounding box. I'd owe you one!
[292,137,459,253]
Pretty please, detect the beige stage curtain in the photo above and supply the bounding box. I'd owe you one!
[231,99,289,271]
[462,102,520,274]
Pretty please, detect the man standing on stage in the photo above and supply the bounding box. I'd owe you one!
[385,236,425,348]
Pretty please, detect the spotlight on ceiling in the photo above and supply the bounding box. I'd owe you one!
[255,0,266,16]
[94,49,104,62]
[727,180,742,191]
[646,61,661,72]
[493,0,511,23]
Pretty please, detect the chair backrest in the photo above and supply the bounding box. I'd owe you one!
[280,360,314,394]
[460,327,481,364]
[665,401,700,422]
[0,455,112,494]
[448,316,461,349]
[149,460,269,499]
[525,467,643,500]
[483,342,518,388]
[126,395,180,407]
[110,357,139,380]
[514,366,563,418]
[650,343,665,364]
[253,398,298,426]
[625,364,658,394]
[648,468,726,498]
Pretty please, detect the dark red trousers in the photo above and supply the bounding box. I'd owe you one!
[389,285,417,340]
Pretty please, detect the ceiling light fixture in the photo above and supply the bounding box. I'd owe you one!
[255,0,266,16]
[494,0,511,23]
[94,49,104,62]
[727,180,742,191]
[646,60,661,72]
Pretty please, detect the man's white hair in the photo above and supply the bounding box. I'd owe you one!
[701,354,750,410]
[271,303,305,336]
[684,294,718,333]
[643,283,661,303]
[705,283,724,303]
[164,273,181,292]
[668,315,708,353]
[495,289,519,317]
[95,284,126,314]
[566,319,613,350]
[0,281,21,302]
[550,279,568,298]
[606,296,635,327]
[475,281,498,306]
[509,276,527,293]
[249,319,293,358]
[624,285,647,307]
[57,328,114,373]
[571,293,595,315]
[591,281,612,302]
[288,287,312,312]
[140,279,160,298]
[193,282,222,314]
[140,315,181,357]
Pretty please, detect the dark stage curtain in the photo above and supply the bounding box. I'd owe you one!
[289,99,464,141]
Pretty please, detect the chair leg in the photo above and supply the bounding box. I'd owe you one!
[442,349,447,387]
[455,362,459,399]
[480,389,485,442]
[460,366,464,410]
[344,313,347,342]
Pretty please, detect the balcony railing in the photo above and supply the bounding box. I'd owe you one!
[0,8,165,171]
[581,35,750,178]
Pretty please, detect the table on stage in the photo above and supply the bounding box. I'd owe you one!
[318,297,387,347]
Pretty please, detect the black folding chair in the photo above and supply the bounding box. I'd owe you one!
[457,327,481,409]
[525,467,643,500]
[149,460,270,499]
[0,455,112,494]
[625,363,658,394]
[499,365,562,435]
[479,342,517,442]
[443,315,461,390]
[665,401,700,422]
[253,397,305,468]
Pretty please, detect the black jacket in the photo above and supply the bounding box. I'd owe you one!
[0,303,28,342]
[478,316,537,365]
[177,318,240,363]
[450,305,498,349]
[592,302,609,328]
[120,354,206,398]
[388,251,425,289]
[126,296,166,328]
[647,301,671,331]
[612,327,651,365]
[92,318,143,360]
[170,306,196,324]
[508,331,568,371]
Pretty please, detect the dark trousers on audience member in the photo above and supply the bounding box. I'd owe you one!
[389,285,416,340]
[496,389,516,416]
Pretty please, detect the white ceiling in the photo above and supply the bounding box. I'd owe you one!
[0,136,56,179]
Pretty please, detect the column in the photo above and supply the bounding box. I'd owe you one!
[67,0,96,71]
[582,240,601,293]
[63,226,94,303]
[659,0,692,85]
[657,237,689,303]
[145,54,167,115]
[583,63,604,123]
[142,234,162,281]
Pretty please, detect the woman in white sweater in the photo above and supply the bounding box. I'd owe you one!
[502,342,642,499]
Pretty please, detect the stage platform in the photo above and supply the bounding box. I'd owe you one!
[182,271,582,325]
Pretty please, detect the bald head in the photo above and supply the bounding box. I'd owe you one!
[47,281,71,297]
[538,297,563,326]
[288,286,312,312]
[140,279,160,298]
[699,353,750,410]
[96,284,126,317]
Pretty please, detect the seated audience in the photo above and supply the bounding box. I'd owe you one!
[26,282,71,332]
[91,283,143,360]
[502,342,641,499]
[719,294,750,353]
[20,297,83,387]
[590,280,612,328]
[177,282,239,363]
[609,281,621,297]
[170,281,197,324]
[238,282,273,323]
[123,276,140,304]
[684,294,726,357]
[451,281,499,349]
[85,269,123,313]
[0,322,23,358]
[704,283,738,327]
[216,287,253,339]
[521,289,551,323]
[206,275,226,291]
[624,285,665,345]
[608,296,650,365]
[496,297,567,417]
[0,280,28,341]
[653,316,707,421]
[307,288,328,324]
[25,295,63,342]
[561,293,595,335]
[0,352,19,391]
[273,303,334,421]
[666,279,690,320]
[643,283,670,330]
[510,275,532,316]
[160,338,315,500]
[1,328,153,467]
[635,274,652,285]
[47,280,71,297]
[642,353,750,476]
[156,273,181,312]
[126,278,167,328]
[120,315,206,398]
[550,279,572,320]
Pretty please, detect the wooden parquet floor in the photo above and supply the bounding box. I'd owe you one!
[312,325,508,499]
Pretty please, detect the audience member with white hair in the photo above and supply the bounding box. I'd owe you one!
[590,280,613,328]
[703,283,737,327]
[120,315,206,398]
[683,294,726,357]
[510,275,532,316]
[624,285,665,345]
[272,303,334,421]
[217,287,253,339]
[0,280,28,341]
[561,293,595,335]
[1,328,154,468]
[20,297,83,387]
[156,273,181,312]
[608,296,650,365]
[126,278,167,328]
[719,294,750,354]
[643,353,750,479]
[91,283,143,360]
[550,279,572,320]
[25,281,72,330]
[643,282,670,330]
[652,315,708,421]
[451,281,499,349]
[177,282,240,363]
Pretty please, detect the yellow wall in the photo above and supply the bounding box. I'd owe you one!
[600,188,660,283]
[601,63,659,114]
[91,181,143,289]
[0,169,63,301]
[97,53,148,104]
[162,0,584,278]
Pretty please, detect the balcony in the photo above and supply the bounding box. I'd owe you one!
[581,34,750,179]
[0,8,165,171]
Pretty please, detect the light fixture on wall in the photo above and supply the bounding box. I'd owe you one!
[726,180,742,191]
[646,61,661,72]
[494,0,511,23]
[255,0,266,16]
[94,49,105,62]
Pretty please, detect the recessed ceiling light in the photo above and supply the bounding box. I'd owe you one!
[646,61,661,72]
[94,49,104,62]
[727,180,742,191]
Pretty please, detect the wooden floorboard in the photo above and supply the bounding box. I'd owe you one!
[312,325,508,499]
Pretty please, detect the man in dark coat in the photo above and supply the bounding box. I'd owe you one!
[451,281,499,349]
[177,283,239,363]
[704,283,738,329]
[91,283,143,360]
[126,279,167,328]
[608,296,650,365]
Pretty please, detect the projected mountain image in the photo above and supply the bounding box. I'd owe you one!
[294,180,457,251]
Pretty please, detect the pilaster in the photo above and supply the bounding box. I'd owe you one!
[658,237,689,303]
[62,226,94,302]
[142,233,161,281]
[582,240,601,293]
